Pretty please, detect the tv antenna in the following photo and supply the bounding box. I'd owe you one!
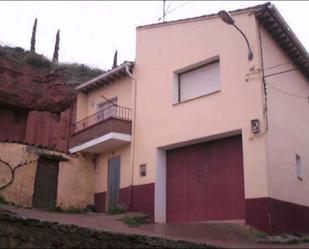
[159,1,190,22]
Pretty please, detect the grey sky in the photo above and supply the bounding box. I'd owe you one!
[0,1,308,70]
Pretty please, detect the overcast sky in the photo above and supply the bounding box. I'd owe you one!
[0,1,308,70]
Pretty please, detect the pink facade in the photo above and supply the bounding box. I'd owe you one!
[70,3,309,233]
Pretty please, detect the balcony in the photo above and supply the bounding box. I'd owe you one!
[69,105,132,153]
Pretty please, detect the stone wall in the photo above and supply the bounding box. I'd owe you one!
[0,209,211,248]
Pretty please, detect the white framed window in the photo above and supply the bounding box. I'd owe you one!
[296,154,303,181]
[178,60,220,102]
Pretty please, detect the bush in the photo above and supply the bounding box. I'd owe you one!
[25,53,52,68]
[55,62,104,76]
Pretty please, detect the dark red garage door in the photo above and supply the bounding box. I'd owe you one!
[166,135,245,223]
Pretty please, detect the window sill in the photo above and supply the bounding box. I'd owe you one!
[173,90,221,106]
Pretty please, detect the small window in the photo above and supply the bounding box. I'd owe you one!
[178,60,220,102]
[296,154,303,180]
[140,164,147,177]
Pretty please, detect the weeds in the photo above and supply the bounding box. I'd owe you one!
[121,215,151,228]
[0,195,8,205]
[107,205,126,215]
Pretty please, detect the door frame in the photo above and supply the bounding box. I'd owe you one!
[155,130,243,223]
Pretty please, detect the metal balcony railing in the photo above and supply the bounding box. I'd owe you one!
[71,105,131,134]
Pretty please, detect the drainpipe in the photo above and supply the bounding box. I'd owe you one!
[125,63,136,211]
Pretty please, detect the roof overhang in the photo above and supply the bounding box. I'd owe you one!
[255,4,309,80]
[136,3,309,80]
[77,61,134,93]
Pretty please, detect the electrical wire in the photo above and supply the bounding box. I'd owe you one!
[263,62,293,71]
[264,68,298,78]
[266,83,309,99]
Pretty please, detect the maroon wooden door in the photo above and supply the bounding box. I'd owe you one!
[166,135,245,223]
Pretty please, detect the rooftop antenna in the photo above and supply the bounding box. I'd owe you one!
[159,1,190,22]
[163,0,166,22]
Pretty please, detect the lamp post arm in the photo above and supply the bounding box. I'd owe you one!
[232,23,253,60]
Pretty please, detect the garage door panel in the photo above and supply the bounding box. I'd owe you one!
[167,135,245,223]
[184,145,206,221]
[166,148,186,222]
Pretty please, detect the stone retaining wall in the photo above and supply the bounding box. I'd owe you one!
[0,210,215,248]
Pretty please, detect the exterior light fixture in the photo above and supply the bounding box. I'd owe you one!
[218,10,253,61]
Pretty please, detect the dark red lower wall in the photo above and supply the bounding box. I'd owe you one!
[95,183,154,217]
[131,183,154,217]
[94,192,106,213]
[246,198,309,234]
[119,186,131,210]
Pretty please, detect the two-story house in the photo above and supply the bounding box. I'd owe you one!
[69,3,309,234]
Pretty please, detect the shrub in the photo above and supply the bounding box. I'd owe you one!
[24,53,52,68]
[121,215,150,228]
[0,195,8,204]
[107,205,126,215]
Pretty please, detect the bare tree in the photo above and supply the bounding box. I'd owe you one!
[30,18,38,53]
[112,50,118,69]
[52,30,60,63]
[0,158,37,191]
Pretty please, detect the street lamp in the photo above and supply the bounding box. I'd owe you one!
[218,10,253,61]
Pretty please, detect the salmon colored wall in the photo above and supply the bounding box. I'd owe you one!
[57,153,95,209]
[95,144,132,194]
[260,26,309,206]
[76,92,88,122]
[87,77,133,116]
[134,13,268,198]
[0,142,38,207]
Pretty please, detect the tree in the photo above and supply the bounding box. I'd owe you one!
[0,157,37,191]
[112,50,118,69]
[30,18,38,53]
[52,30,60,63]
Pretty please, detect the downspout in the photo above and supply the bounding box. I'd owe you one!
[125,63,136,211]
[258,19,269,133]
[257,11,272,233]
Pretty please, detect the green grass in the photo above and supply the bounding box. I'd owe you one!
[107,205,126,215]
[121,215,150,228]
[253,229,268,239]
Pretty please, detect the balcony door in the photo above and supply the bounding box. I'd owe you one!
[97,97,117,122]
[108,156,120,209]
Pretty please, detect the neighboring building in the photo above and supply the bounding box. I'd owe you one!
[0,49,97,209]
[69,3,309,233]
